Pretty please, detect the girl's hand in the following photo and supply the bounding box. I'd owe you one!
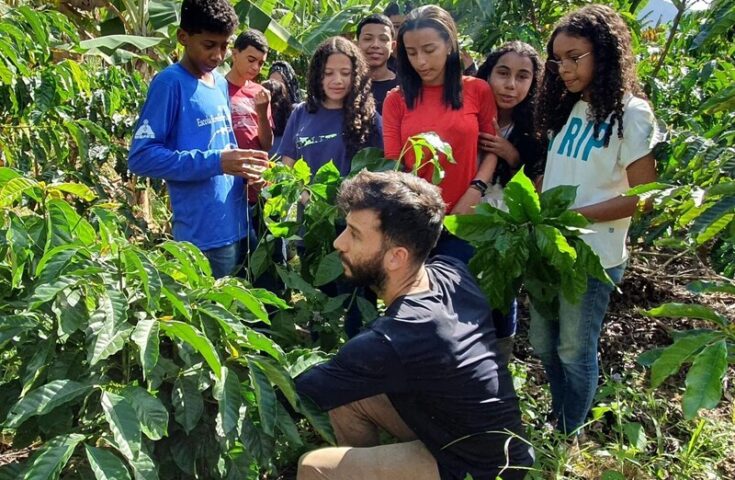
[451,188,483,215]
[478,132,520,167]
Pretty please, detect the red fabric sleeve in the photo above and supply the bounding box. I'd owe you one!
[477,81,497,135]
[382,89,405,160]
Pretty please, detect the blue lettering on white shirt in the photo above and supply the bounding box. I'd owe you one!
[554,116,610,162]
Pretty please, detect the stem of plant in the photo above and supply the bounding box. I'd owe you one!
[651,2,686,79]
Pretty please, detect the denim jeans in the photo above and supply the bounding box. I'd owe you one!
[202,231,258,279]
[528,262,626,435]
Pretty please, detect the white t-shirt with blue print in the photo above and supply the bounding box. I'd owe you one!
[128,64,254,251]
[542,95,662,268]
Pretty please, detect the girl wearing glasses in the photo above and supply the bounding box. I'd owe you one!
[533,4,662,436]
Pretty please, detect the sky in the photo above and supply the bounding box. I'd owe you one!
[639,0,713,25]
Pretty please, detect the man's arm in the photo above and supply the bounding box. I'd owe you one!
[128,79,225,182]
[295,330,406,411]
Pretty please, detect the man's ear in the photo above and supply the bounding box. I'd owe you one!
[385,245,410,272]
[390,39,397,54]
[176,28,188,46]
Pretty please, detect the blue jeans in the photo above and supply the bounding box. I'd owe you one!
[528,263,625,435]
[202,232,258,279]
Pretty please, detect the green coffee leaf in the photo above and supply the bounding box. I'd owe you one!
[121,386,169,441]
[313,251,344,286]
[247,355,298,410]
[645,302,728,326]
[682,340,728,419]
[23,433,85,480]
[172,376,203,435]
[650,331,719,388]
[214,367,242,437]
[539,184,578,218]
[160,321,222,377]
[85,445,132,480]
[504,168,541,224]
[249,364,277,436]
[131,318,160,380]
[100,391,141,461]
[4,380,91,428]
[86,289,132,366]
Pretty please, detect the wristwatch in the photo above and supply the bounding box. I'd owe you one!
[469,179,488,195]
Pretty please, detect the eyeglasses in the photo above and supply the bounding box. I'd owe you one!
[546,51,592,74]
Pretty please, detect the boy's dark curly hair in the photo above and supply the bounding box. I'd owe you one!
[180,0,238,35]
[306,36,377,160]
[262,79,292,137]
[476,41,542,140]
[536,4,643,147]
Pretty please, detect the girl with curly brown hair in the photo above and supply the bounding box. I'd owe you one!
[277,36,382,176]
[532,4,662,436]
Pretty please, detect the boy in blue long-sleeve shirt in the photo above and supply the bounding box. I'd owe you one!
[128,0,269,278]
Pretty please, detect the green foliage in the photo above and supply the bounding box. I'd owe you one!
[0,167,330,478]
[1,1,734,478]
[445,168,610,316]
[639,285,734,419]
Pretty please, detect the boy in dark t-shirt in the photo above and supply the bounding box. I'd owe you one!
[356,14,399,114]
[296,171,534,480]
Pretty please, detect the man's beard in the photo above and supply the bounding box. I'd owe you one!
[340,251,387,292]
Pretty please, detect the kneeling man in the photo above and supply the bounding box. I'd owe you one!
[295,171,534,480]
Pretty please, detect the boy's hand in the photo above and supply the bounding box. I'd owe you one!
[254,89,271,115]
[221,149,269,181]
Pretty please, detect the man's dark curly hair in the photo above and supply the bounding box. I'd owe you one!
[180,0,238,35]
[306,36,377,160]
[536,4,643,147]
[262,79,292,137]
[476,41,542,140]
[337,170,444,265]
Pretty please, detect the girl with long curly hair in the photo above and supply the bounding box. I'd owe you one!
[382,5,498,263]
[277,36,381,176]
[475,40,545,365]
[533,4,662,436]
[476,41,544,191]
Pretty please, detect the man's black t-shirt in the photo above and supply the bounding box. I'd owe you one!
[371,77,400,115]
[295,256,534,480]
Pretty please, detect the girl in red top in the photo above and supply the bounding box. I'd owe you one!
[383,5,498,221]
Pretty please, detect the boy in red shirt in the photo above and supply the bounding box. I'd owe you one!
[227,29,273,152]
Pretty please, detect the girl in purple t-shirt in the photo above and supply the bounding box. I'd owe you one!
[277,36,383,176]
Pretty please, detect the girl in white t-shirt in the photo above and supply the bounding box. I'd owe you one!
[532,4,662,436]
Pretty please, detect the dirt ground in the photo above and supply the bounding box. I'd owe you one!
[515,246,735,373]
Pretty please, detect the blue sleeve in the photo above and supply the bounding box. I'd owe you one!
[276,104,302,160]
[371,113,384,149]
[295,330,407,411]
[128,76,224,181]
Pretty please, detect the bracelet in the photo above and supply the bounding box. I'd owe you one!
[469,179,488,195]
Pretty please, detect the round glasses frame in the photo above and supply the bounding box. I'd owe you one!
[546,51,592,74]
